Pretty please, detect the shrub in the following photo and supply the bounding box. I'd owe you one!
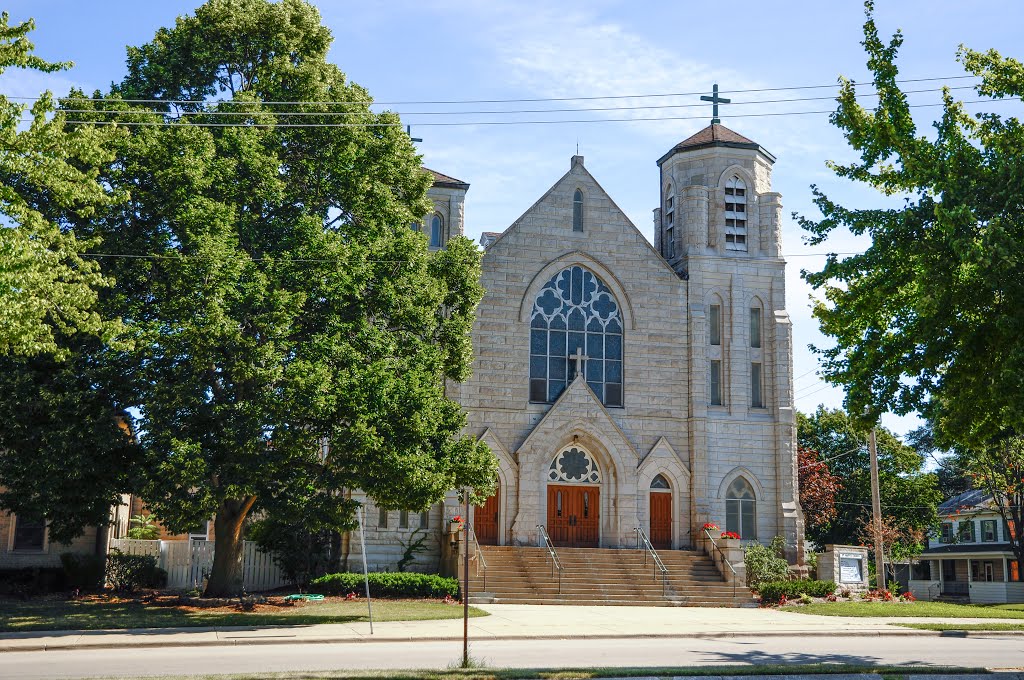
[126,514,161,540]
[105,550,166,592]
[756,579,836,604]
[310,572,458,599]
[901,591,916,602]
[744,536,789,588]
[60,553,105,590]
[247,516,333,587]
[798,593,814,604]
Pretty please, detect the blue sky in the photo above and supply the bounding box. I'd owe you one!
[5,0,1022,437]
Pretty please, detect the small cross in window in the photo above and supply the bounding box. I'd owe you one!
[570,348,589,375]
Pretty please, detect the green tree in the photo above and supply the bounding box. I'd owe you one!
[797,407,940,549]
[0,339,139,543]
[797,2,1024,450]
[0,13,122,358]
[0,15,139,542]
[71,0,495,596]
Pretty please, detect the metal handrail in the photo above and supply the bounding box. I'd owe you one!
[634,527,669,596]
[703,528,738,597]
[535,524,563,593]
[466,523,488,592]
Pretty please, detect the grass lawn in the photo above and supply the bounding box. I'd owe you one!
[79,665,992,680]
[0,595,487,633]
[898,622,1024,632]
[783,601,1024,618]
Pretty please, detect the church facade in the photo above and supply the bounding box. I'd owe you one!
[356,123,803,569]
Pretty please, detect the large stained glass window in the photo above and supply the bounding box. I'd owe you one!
[529,265,623,406]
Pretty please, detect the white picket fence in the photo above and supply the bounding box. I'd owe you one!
[109,538,291,592]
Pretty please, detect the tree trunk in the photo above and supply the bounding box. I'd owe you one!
[204,496,256,597]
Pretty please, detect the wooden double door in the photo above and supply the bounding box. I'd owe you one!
[547,484,599,547]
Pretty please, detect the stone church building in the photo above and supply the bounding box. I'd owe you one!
[357,123,803,569]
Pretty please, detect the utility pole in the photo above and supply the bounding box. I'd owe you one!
[462,488,470,668]
[869,426,886,592]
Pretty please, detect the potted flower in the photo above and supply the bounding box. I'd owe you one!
[448,515,464,534]
[720,530,741,540]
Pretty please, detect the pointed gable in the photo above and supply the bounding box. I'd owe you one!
[518,376,637,463]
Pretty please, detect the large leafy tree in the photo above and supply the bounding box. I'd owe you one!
[798,2,1024,451]
[799,2,1024,572]
[0,16,138,541]
[797,407,940,549]
[0,13,122,357]
[69,0,495,596]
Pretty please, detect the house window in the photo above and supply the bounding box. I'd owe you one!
[710,360,722,406]
[1005,518,1017,541]
[709,304,721,346]
[12,515,45,551]
[399,510,409,529]
[725,477,756,540]
[664,186,675,258]
[750,308,761,348]
[751,362,763,408]
[410,222,421,232]
[573,189,584,232]
[529,265,623,406]
[378,507,388,529]
[430,213,443,248]
[724,175,747,251]
[958,520,975,543]
[981,519,997,542]
[940,522,953,543]
[420,510,429,529]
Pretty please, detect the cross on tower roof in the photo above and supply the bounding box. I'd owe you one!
[406,124,422,143]
[700,83,731,125]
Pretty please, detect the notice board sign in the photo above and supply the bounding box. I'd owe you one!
[839,553,864,583]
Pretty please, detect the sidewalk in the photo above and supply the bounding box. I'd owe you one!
[2,604,1022,652]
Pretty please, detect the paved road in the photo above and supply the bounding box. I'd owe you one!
[2,634,1022,679]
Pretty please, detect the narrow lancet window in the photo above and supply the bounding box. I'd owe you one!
[573,189,584,232]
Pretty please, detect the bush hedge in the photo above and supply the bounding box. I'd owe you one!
[309,572,458,599]
[756,579,836,604]
[60,553,106,590]
[105,550,167,592]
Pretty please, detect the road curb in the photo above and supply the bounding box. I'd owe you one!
[3,627,1023,653]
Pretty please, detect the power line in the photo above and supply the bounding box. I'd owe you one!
[76,249,868,264]
[44,97,1018,129]
[50,85,976,118]
[5,74,982,106]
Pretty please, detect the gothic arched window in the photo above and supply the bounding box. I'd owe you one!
[430,213,443,248]
[725,477,756,539]
[529,265,623,406]
[650,474,670,490]
[724,176,747,251]
[572,189,584,232]
[664,184,675,259]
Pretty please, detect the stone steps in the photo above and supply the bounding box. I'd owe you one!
[468,545,755,607]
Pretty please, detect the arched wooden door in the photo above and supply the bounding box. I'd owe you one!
[547,485,599,547]
[473,485,500,545]
[649,474,672,550]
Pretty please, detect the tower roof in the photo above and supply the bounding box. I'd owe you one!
[657,123,775,166]
[425,167,470,190]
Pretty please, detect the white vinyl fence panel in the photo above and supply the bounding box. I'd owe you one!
[109,538,291,592]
